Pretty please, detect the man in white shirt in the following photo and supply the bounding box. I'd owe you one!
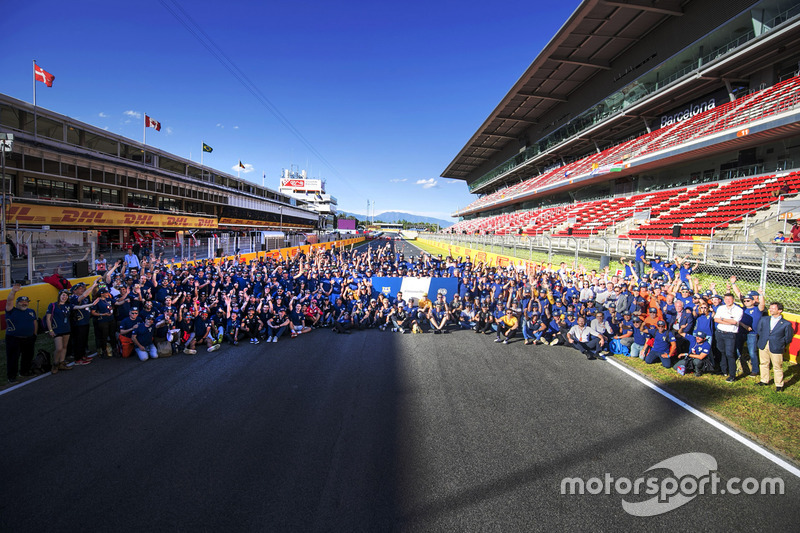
[714,293,744,383]
[567,315,606,360]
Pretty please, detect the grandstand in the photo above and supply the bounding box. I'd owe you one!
[442,0,800,245]
[0,93,320,243]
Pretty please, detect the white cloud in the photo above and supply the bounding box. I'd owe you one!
[216,123,224,128]
[124,110,141,119]
[231,162,254,174]
[98,112,108,118]
[389,178,407,183]
[166,127,173,135]
[416,178,438,189]
[233,125,239,130]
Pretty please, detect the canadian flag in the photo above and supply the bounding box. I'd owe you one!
[145,115,161,131]
[34,64,55,87]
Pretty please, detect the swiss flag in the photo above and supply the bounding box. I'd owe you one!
[145,115,161,132]
[34,64,55,87]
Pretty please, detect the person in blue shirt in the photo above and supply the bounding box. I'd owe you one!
[644,320,677,368]
[734,285,765,378]
[5,284,39,383]
[47,289,93,373]
[69,280,98,366]
[633,238,648,279]
[132,315,158,361]
[677,331,713,376]
[630,316,649,360]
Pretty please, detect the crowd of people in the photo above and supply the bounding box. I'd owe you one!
[3,239,794,392]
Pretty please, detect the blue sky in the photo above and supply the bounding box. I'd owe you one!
[1,0,580,221]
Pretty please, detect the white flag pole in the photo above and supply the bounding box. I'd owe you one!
[201,141,204,167]
[32,60,37,140]
[143,113,146,147]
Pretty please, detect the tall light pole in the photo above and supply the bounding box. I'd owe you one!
[0,133,13,286]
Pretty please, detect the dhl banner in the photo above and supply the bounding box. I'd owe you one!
[6,203,217,229]
[219,217,313,229]
[418,238,800,363]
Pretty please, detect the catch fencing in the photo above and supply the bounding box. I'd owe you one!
[428,233,800,312]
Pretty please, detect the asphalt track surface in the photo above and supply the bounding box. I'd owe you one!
[1,238,798,532]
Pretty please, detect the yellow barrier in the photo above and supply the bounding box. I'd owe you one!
[0,236,366,340]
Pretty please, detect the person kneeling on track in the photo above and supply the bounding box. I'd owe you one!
[132,315,158,361]
[267,308,291,342]
[566,315,606,360]
[644,320,676,368]
[473,302,495,334]
[495,308,519,345]
[677,330,713,376]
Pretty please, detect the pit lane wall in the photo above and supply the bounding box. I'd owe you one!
[417,237,800,364]
[0,236,365,340]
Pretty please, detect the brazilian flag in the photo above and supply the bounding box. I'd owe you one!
[202,143,213,153]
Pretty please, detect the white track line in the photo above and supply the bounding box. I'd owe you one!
[0,373,49,396]
[604,357,800,478]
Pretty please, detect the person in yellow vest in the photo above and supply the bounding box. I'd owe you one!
[495,308,519,345]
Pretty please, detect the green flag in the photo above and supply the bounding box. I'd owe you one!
[202,143,213,153]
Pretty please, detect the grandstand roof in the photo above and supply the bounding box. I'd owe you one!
[442,0,690,181]
[442,0,800,185]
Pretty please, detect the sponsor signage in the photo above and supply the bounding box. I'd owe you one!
[219,217,314,229]
[280,178,323,191]
[5,203,217,228]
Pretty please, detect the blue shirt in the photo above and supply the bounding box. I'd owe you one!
[741,305,762,333]
[649,328,675,354]
[46,302,71,335]
[6,307,38,337]
[132,322,155,346]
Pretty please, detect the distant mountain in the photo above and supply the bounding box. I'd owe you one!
[338,211,453,228]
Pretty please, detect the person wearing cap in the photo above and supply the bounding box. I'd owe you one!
[632,237,648,279]
[643,306,662,328]
[732,281,765,378]
[223,295,245,345]
[428,301,449,334]
[5,284,39,383]
[473,301,494,334]
[629,316,648,359]
[267,308,291,342]
[614,311,635,350]
[92,287,117,358]
[644,319,676,367]
[390,302,410,333]
[715,293,744,382]
[118,307,142,358]
[566,315,606,359]
[131,315,158,361]
[677,331,712,376]
[756,300,793,392]
[69,279,99,366]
